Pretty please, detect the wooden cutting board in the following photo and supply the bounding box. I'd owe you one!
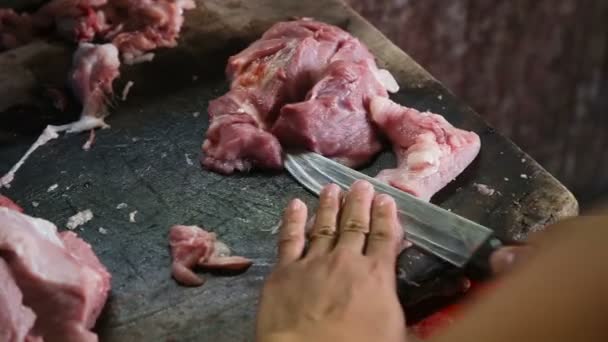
[0,0,577,340]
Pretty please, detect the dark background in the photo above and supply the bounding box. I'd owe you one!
[346,0,608,211]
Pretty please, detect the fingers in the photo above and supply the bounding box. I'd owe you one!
[307,184,341,257]
[336,180,375,252]
[277,199,307,267]
[490,245,533,275]
[366,194,402,262]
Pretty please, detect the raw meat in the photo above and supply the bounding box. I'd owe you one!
[109,0,196,64]
[0,194,23,212]
[0,43,120,188]
[68,42,121,131]
[203,19,399,173]
[370,96,481,201]
[0,258,38,342]
[169,225,252,287]
[0,207,111,341]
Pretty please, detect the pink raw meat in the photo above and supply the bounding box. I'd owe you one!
[0,258,39,342]
[273,59,385,167]
[203,19,398,173]
[0,194,23,212]
[0,207,111,342]
[69,42,121,130]
[169,225,252,287]
[370,96,481,201]
[110,0,196,64]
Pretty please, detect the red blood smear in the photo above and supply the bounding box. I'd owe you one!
[0,194,24,212]
[411,280,499,340]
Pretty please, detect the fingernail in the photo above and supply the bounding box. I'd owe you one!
[376,194,393,207]
[353,180,372,191]
[289,199,303,210]
[502,251,516,266]
[322,184,339,197]
[402,240,413,249]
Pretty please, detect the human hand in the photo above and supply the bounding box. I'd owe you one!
[255,180,407,342]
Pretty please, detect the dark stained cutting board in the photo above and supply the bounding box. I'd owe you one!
[0,0,578,340]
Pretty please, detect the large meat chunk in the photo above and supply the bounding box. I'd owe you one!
[273,59,385,167]
[169,225,252,286]
[0,207,111,342]
[0,259,38,342]
[370,96,481,201]
[203,19,398,173]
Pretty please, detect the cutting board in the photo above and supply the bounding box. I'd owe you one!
[0,0,578,340]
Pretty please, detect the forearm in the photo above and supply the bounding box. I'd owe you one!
[431,216,608,342]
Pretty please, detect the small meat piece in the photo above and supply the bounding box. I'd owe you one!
[169,225,252,286]
[35,0,111,43]
[203,19,398,173]
[370,96,481,201]
[69,42,120,130]
[0,194,23,212]
[109,0,196,64]
[0,207,111,341]
[0,258,38,342]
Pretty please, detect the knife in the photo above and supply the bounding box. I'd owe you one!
[285,152,510,274]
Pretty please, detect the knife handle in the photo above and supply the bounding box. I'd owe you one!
[465,236,525,279]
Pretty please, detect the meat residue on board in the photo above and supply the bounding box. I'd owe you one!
[0,0,196,188]
[203,19,480,201]
[169,225,253,287]
[0,206,111,342]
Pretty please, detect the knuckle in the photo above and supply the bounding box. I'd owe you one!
[342,218,368,233]
[312,224,336,235]
[279,231,302,244]
[368,228,397,242]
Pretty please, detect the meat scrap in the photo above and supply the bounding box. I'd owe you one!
[0,194,23,212]
[169,225,253,287]
[370,96,481,201]
[203,19,399,173]
[0,207,111,341]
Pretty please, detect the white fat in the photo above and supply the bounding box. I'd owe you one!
[124,52,155,65]
[185,153,194,166]
[129,210,138,223]
[1,126,60,188]
[374,68,400,93]
[121,81,134,101]
[116,203,128,209]
[98,227,108,235]
[473,183,496,196]
[66,209,93,230]
[369,96,393,119]
[0,208,64,247]
[213,241,232,258]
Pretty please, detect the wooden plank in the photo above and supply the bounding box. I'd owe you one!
[0,0,578,340]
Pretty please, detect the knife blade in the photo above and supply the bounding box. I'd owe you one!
[284,152,504,269]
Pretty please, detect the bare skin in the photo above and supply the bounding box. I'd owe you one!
[256,181,608,342]
[256,181,406,342]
